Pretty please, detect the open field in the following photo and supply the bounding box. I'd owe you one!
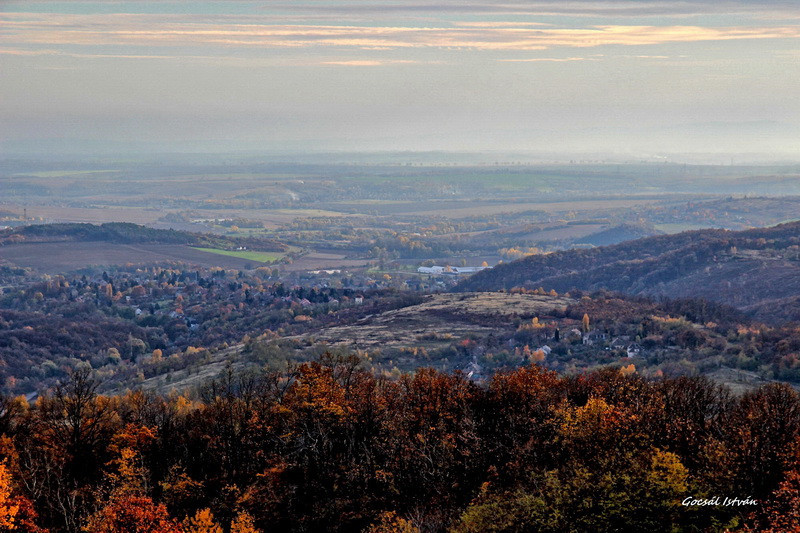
[190,247,283,263]
[0,241,372,273]
[4,204,164,225]
[402,197,666,218]
[5,160,800,274]
[282,252,373,271]
[0,242,278,272]
[14,169,121,178]
[272,208,347,217]
[0,204,356,233]
[297,292,575,349]
[504,223,607,242]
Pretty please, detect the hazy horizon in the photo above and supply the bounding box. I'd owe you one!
[2,1,800,157]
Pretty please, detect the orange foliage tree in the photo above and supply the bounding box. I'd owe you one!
[182,508,221,533]
[85,494,182,533]
[0,461,20,529]
[229,511,260,533]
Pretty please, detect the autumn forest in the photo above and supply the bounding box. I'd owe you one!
[0,356,797,532]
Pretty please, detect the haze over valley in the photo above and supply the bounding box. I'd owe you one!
[3,1,800,532]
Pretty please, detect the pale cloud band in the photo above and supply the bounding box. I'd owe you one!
[2,12,800,59]
[3,1,800,156]
[497,56,596,62]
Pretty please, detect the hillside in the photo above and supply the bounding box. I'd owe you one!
[455,221,800,322]
[0,222,287,251]
[576,223,658,247]
[128,289,795,395]
[9,267,794,398]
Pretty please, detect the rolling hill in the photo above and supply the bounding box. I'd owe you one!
[0,222,287,251]
[455,221,800,323]
[0,222,290,273]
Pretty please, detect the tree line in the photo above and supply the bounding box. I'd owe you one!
[0,357,797,532]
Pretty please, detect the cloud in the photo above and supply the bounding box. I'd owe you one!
[322,60,383,66]
[258,1,800,19]
[0,47,222,61]
[497,56,594,62]
[3,12,799,56]
[452,21,552,27]
[0,47,58,56]
[321,59,418,65]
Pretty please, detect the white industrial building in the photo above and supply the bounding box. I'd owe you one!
[417,265,491,275]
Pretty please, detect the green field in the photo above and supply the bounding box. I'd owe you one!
[191,247,283,263]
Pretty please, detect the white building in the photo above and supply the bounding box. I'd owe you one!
[417,265,491,275]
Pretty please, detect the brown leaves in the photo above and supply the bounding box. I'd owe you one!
[5,359,800,532]
[366,511,419,533]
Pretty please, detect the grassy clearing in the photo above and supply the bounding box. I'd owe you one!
[295,292,577,350]
[191,247,283,263]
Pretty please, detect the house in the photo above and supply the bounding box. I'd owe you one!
[354,295,364,305]
[582,330,608,345]
[626,343,643,358]
[465,359,482,380]
[538,345,552,355]
[610,336,630,349]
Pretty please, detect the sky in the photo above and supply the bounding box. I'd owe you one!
[2,1,800,157]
